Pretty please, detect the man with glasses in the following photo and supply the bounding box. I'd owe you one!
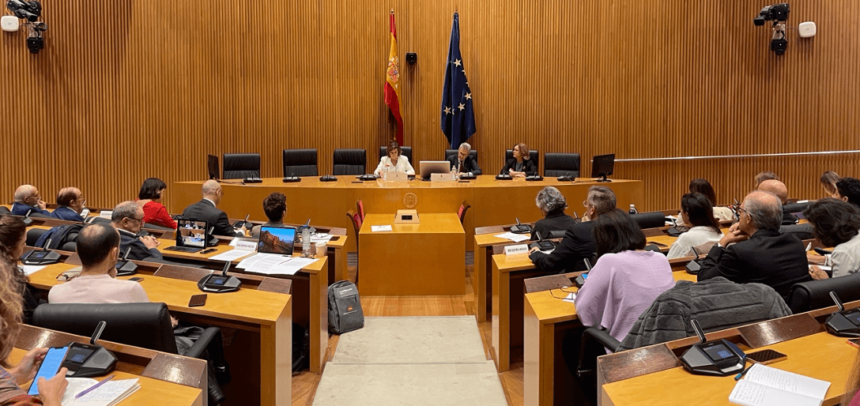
[698,190,809,301]
[50,187,87,221]
[111,200,163,261]
[529,185,616,273]
[10,184,51,216]
[181,180,246,237]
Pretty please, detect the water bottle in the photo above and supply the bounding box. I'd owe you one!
[451,166,457,180]
[629,204,638,215]
[302,228,312,257]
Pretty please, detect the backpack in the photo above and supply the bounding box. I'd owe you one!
[34,224,84,249]
[292,322,309,373]
[327,280,364,334]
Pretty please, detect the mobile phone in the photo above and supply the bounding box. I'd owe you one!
[28,346,69,396]
[129,277,144,282]
[746,349,787,365]
[189,294,207,307]
[199,248,217,254]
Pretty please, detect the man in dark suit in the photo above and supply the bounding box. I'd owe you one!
[50,187,86,222]
[11,184,51,216]
[698,190,810,301]
[448,142,482,175]
[111,201,163,261]
[528,186,616,273]
[181,180,246,237]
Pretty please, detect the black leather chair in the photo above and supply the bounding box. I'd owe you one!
[0,206,9,215]
[505,149,539,169]
[222,153,261,179]
[444,149,478,163]
[378,146,412,163]
[544,153,581,177]
[787,273,860,314]
[333,149,367,175]
[33,303,218,358]
[783,201,812,214]
[26,228,47,246]
[282,149,319,177]
[631,211,666,229]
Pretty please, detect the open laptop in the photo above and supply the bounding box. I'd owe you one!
[257,226,297,255]
[165,219,209,253]
[419,161,451,180]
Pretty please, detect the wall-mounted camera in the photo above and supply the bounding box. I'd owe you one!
[753,3,790,55]
[4,0,47,54]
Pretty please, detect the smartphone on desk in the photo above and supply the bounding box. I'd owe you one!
[746,349,787,365]
[27,346,69,396]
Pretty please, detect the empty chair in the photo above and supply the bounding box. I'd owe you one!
[630,211,666,229]
[544,153,581,177]
[346,209,362,286]
[333,149,367,175]
[222,153,261,179]
[444,149,477,162]
[787,272,860,314]
[505,149,539,170]
[356,199,365,223]
[783,201,812,215]
[282,149,319,177]
[0,206,9,215]
[379,146,412,163]
[458,201,471,224]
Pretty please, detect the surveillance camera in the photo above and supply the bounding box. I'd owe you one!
[754,3,791,55]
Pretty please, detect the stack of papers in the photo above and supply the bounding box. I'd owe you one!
[61,378,140,406]
[236,254,319,276]
[729,364,830,406]
[495,232,530,243]
[20,264,46,275]
[208,250,255,262]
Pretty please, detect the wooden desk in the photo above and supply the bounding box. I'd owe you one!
[172,176,645,252]
[493,253,695,373]
[358,213,465,295]
[474,232,522,322]
[27,264,292,406]
[13,325,206,405]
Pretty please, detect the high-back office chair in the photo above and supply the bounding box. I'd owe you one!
[222,153,261,179]
[504,149,539,170]
[378,146,412,163]
[630,211,666,230]
[26,228,47,246]
[543,153,581,177]
[783,201,812,215]
[282,149,319,177]
[346,209,362,286]
[444,149,478,163]
[356,200,366,223]
[333,149,367,175]
[0,206,9,215]
[458,201,471,225]
[787,273,860,314]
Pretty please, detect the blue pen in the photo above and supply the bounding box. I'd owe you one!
[75,374,115,399]
[734,364,753,381]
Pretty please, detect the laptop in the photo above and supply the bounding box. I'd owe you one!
[257,226,297,255]
[419,161,451,180]
[166,219,209,253]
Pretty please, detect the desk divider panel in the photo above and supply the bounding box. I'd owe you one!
[738,313,823,348]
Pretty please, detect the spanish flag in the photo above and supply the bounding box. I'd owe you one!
[384,10,404,144]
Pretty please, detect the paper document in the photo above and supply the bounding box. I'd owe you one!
[562,292,576,303]
[61,378,140,406]
[495,232,529,243]
[371,225,393,232]
[237,254,318,275]
[208,249,255,262]
[20,265,46,275]
[729,364,830,406]
[263,257,319,276]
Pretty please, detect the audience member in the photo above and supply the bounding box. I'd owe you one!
[529,186,616,273]
[10,185,50,216]
[834,178,860,208]
[48,223,148,303]
[757,179,797,225]
[575,209,675,344]
[803,199,860,280]
[138,178,177,229]
[111,201,162,261]
[0,224,68,405]
[0,216,40,324]
[50,187,86,222]
[531,187,577,240]
[754,171,779,188]
[182,180,246,237]
[373,140,415,176]
[698,190,810,301]
[251,192,287,238]
[448,142,482,175]
[676,178,734,225]
[501,143,537,177]
[667,193,723,259]
[821,171,840,196]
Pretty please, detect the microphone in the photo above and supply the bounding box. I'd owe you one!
[122,246,132,260]
[221,261,231,277]
[690,247,700,260]
[43,238,53,250]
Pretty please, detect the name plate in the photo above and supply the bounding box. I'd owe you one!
[504,244,529,257]
[234,240,257,251]
[99,210,113,219]
[431,173,454,182]
[385,172,409,182]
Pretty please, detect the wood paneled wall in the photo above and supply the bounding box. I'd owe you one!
[1,0,858,212]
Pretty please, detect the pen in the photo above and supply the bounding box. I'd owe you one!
[75,374,115,399]
[734,364,753,381]
[847,339,860,349]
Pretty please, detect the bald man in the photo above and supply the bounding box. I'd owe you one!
[757,179,798,225]
[11,184,50,216]
[51,187,86,222]
[181,180,246,237]
[698,191,810,301]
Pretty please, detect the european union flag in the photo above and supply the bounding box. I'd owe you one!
[440,12,476,149]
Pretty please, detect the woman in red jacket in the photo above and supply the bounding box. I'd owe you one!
[137,178,177,229]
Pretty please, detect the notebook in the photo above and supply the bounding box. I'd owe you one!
[729,364,830,406]
[61,378,140,406]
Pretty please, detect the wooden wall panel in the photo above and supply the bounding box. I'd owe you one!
[1,0,859,213]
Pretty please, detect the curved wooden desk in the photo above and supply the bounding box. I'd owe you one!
[171,176,644,252]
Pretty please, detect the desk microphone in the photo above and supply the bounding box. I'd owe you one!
[679,319,746,376]
[115,247,138,276]
[198,261,242,293]
[686,247,704,275]
[22,238,61,265]
[206,226,219,247]
[63,321,118,377]
[22,209,33,226]
[557,171,575,182]
[825,291,860,337]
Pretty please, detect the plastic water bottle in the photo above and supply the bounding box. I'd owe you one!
[629,204,638,215]
[302,228,312,257]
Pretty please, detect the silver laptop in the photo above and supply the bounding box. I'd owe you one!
[419,161,451,180]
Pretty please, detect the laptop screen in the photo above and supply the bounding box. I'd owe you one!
[177,219,208,248]
[257,226,296,254]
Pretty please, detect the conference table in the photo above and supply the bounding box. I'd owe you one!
[171,176,644,252]
[26,260,293,406]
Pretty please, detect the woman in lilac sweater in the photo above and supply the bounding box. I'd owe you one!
[574,209,676,344]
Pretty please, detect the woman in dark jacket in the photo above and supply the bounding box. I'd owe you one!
[531,187,577,240]
[501,143,537,177]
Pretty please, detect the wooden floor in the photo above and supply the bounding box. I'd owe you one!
[290,256,525,406]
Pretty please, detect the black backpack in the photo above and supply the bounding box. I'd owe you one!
[328,280,364,334]
[34,224,84,249]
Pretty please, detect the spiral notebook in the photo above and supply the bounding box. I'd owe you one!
[61,378,140,406]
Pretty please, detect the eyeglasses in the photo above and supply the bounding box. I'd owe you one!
[549,286,578,300]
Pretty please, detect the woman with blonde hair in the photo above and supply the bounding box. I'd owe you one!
[0,216,67,405]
